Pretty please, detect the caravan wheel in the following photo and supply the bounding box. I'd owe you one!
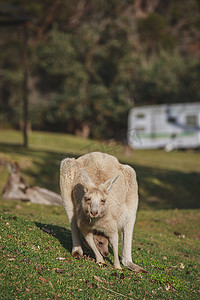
[164,143,174,152]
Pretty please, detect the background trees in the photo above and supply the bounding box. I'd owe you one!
[0,0,200,140]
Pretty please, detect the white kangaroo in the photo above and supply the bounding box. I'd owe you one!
[60,152,146,272]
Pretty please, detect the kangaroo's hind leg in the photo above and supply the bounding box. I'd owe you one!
[60,158,83,258]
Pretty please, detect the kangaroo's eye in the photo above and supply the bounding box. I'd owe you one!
[98,241,103,245]
[85,197,91,202]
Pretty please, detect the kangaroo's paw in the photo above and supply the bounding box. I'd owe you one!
[126,261,148,273]
[96,258,106,266]
[72,246,83,258]
[114,264,122,270]
[97,261,107,267]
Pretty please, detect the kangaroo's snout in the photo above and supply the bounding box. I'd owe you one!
[90,210,98,217]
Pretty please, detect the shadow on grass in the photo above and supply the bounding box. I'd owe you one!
[35,221,114,266]
[35,221,73,254]
[1,142,199,209]
[0,142,77,193]
[133,164,200,209]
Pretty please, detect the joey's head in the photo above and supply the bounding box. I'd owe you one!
[93,233,109,257]
[80,170,119,219]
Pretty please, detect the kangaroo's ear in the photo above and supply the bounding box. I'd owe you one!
[8,162,16,174]
[102,175,119,194]
[8,162,20,174]
[80,170,95,190]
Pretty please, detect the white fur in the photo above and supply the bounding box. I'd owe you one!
[60,152,143,271]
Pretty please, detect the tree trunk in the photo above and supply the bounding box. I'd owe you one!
[22,24,28,148]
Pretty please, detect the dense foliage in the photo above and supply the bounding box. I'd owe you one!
[0,0,200,139]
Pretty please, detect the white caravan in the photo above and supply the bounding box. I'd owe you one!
[128,103,200,150]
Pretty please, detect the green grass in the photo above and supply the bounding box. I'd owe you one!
[0,202,199,299]
[0,129,200,299]
[0,129,199,209]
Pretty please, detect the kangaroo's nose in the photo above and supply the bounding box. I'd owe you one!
[91,210,98,217]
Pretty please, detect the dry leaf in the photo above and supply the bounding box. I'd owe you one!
[56,257,66,261]
[55,268,65,274]
[39,277,47,283]
[8,257,15,261]
[180,263,185,269]
[94,275,109,284]
[165,284,171,291]
[94,275,102,282]
[174,232,185,239]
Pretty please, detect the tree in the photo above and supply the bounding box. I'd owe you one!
[0,2,35,147]
[0,0,200,142]
[34,18,134,139]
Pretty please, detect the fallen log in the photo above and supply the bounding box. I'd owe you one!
[2,162,62,206]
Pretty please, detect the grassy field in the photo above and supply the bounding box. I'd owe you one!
[0,130,200,299]
[0,130,199,209]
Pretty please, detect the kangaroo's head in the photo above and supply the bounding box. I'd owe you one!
[80,170,119,219]
[93,232,109,257]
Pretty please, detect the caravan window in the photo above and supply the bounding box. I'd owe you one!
[186,115,198,127]
[135,127,145,132]
[168,116,176,123]
[136,113,145,119]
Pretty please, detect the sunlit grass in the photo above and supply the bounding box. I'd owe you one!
[0,129,200,209]
[0,129,199,299]
[0,201,199,299]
